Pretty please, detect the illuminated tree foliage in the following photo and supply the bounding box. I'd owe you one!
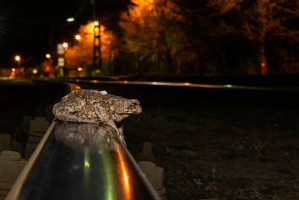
[119,0,188,73]
[208,0,299,74]
[64,21,117,73]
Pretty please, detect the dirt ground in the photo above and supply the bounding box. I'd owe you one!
[121,88,299,200]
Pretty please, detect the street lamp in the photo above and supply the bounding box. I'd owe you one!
[63,42,68,48]
[75,34,81,40]
[14,55,21,77]
[32,68,38,75]
[15,55,21,68]
[15,55,21,62]
[45,53,51,59]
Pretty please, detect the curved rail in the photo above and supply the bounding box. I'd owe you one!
[7,121,160,200]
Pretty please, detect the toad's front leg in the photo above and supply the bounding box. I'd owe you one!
[94,104,126,146]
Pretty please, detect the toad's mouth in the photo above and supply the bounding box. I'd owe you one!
[123,107,142,114]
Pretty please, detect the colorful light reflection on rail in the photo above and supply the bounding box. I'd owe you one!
[116,145,131,200]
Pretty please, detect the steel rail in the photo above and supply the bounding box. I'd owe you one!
[7,121,160,200]
[68,79,299,92]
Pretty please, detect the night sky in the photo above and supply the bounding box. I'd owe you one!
[0,0,129,68]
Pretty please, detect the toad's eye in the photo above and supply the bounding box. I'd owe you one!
[129,102,137,108]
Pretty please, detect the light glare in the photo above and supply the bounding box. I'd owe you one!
[77,67,83,72]
[75,34,81,40]
[32,68,38,74]
[15,55,20,61]
[84,161,90,168]
[66,17,75,22]
[63,42,68,48]
[45,53,51,59]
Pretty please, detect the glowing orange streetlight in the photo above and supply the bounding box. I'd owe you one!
[75,34,81,40]
[93,21,99,26]
[15,55,21,62]
[45,53,51,59]
[32,68,38,75]
[63,42,68,48]
[15,55,21,69]
[14,55,21,77]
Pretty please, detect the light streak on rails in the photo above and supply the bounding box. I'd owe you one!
[72,79,299,92]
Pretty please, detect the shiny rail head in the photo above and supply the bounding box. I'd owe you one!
[67,79,299,92]
[11,121,160,200]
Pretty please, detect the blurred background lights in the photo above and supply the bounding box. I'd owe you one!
[15,55,20,61]
[63,42,68,48]
[66,17,75,22]
[77,67,83,72]
[75,34,81,40]
[32,68,38,74]
[45,53,51,59]
[84,161,90,168]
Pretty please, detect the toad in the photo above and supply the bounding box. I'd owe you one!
[52,89,142,145]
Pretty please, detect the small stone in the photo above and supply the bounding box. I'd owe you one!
[138,161,165,191]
